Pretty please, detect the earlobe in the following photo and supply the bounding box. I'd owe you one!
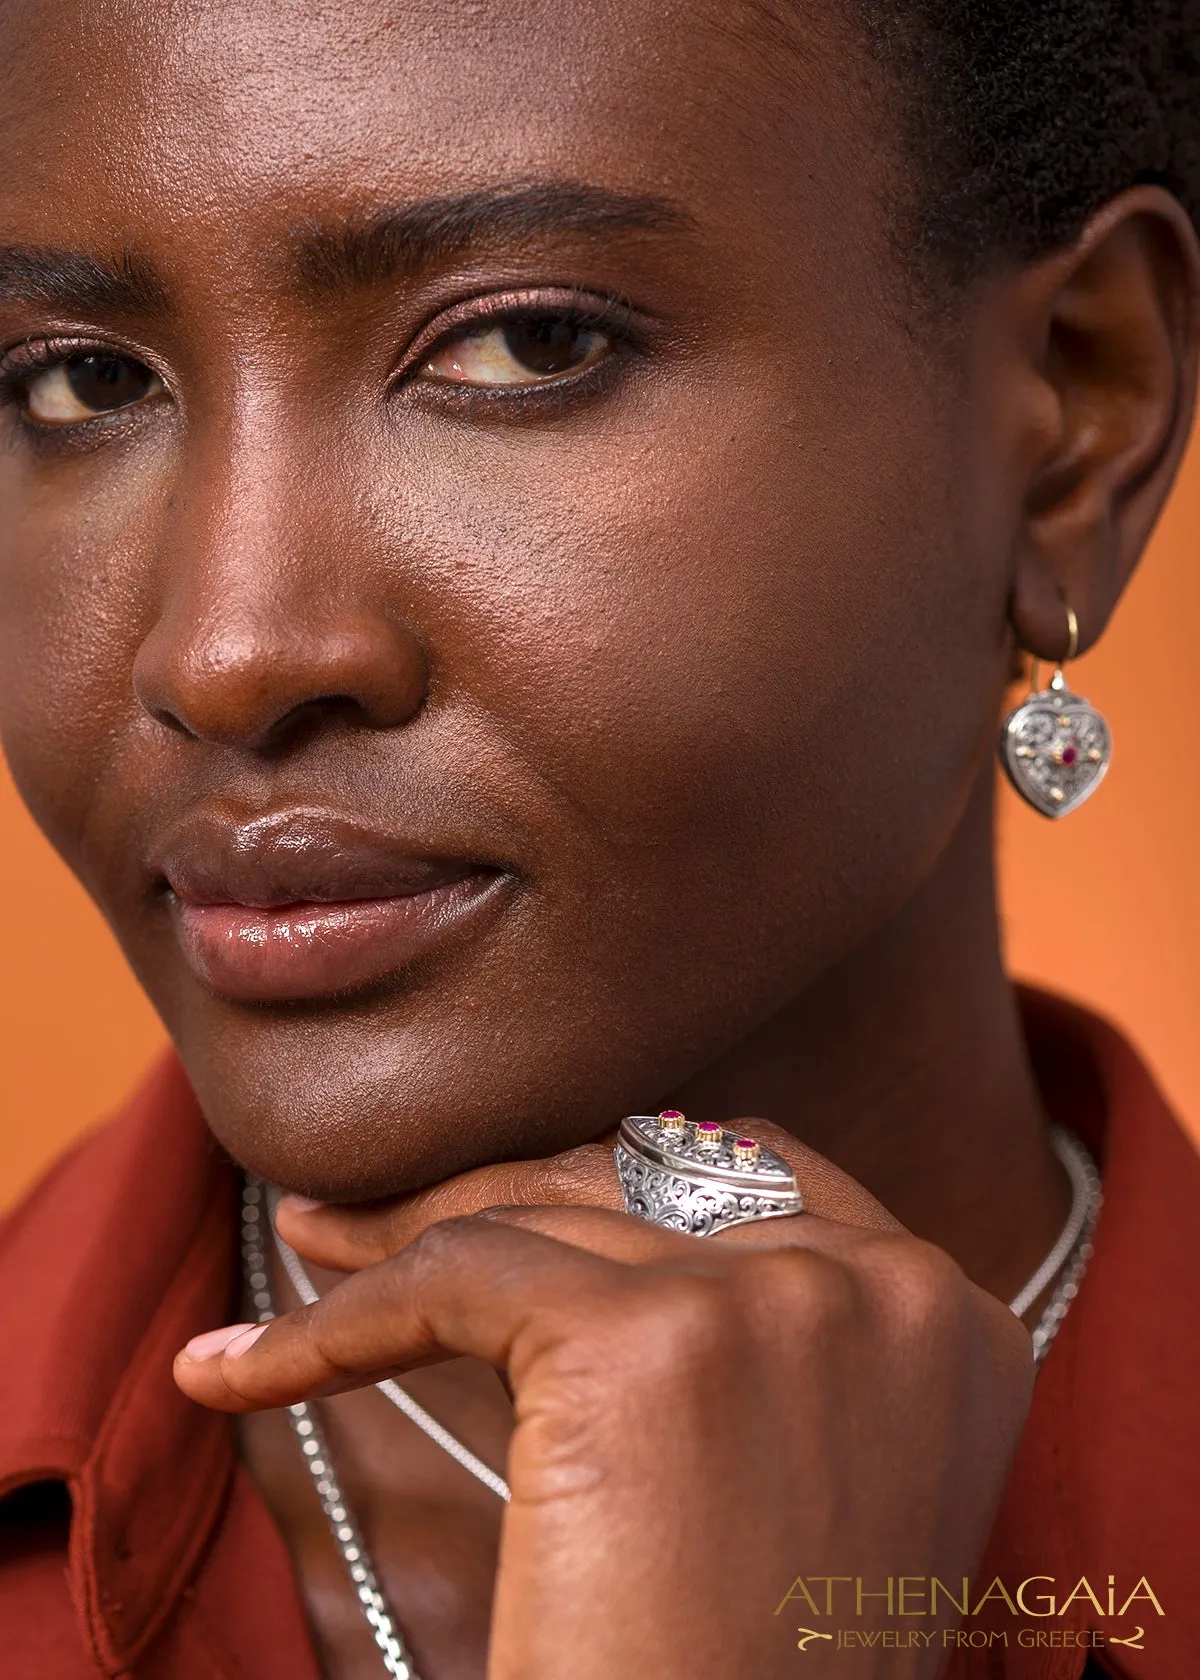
[1009,185,1200,663]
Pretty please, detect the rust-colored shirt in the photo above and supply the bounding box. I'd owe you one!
[0,993,1196,1678]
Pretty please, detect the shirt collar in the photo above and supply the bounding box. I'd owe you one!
[977,991,1200,1677]
[0,994,1195,1676]
[0,1057,239,1673]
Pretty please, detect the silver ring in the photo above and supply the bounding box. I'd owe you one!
[615,1111,804,1237]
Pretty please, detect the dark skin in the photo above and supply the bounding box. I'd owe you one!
[1,0,1197,1675]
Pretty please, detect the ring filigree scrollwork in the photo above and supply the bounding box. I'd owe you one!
[615,1113,804,1237]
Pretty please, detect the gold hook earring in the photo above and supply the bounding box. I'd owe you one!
[999,597,1112,819]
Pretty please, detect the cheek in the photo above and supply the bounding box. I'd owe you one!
[0,442,168,883]
[189,370,1006,1196]
[0,343,1009,1196]
[394,368,1000,952]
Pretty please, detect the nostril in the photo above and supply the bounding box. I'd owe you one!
[149,705,196,738]
[133,609,429,749]
[259,694,381,756]
[144,692,373,751]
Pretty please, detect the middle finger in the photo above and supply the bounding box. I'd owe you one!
[274,1136,622,1268]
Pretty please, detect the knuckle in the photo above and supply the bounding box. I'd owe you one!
[596,1270,734,1381]
[399,1212,479,1282]
[737,1237,970,1352]
[892,1236,964,1300]
[741,1244,861,1336]
[532,1144,614,1205]
[471,1202,525,1226]
[302,1297,363,1378]
[848,1234,986,1361]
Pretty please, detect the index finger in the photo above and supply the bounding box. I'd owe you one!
[173,1216,625,1413]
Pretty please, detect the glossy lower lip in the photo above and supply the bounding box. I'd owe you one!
[174,874,504,1002]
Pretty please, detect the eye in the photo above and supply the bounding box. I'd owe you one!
[422,314,612,388]
[25,352,162,424]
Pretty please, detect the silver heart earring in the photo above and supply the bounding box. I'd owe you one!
[1000,598,1112,819]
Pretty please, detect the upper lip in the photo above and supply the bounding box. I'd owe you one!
[153,806,498,907]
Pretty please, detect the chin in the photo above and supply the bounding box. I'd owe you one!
[175,1008,604,1204]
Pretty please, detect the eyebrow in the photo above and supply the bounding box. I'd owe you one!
[0,246,169,315]
[0,183,693,318]
[291,180,696,291]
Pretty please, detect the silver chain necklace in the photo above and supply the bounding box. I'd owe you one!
[1013,1125,1102,1360]
[239,1123,1101,1679]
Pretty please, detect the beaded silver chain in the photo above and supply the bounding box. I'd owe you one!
[242,1179,432,1680]
[239,1125,1100,1675]
[264,1184,511,1503]
[1021,1125,1103,1365]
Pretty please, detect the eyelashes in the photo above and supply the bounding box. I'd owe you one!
[0,345,163,426]
[0,338,166,447]
[405,288,642,406]
[0,289,647,442]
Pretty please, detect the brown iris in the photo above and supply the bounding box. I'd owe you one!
[499,317,600,377]
[64,354,156,413]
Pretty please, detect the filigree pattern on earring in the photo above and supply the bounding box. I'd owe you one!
[1000,602,1112,819]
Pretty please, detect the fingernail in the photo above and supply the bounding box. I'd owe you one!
[223,1323,269,1359]
[180,1323,258,1362]
[277,1194,324,1213]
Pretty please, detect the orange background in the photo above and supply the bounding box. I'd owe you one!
[2,449,1198,1206]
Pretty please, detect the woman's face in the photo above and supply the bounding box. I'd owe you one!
[0,0,1013,1197]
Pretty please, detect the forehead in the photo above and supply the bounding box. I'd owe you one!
[0,0,877,279]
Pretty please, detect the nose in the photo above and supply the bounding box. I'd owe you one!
[132,482,427,753]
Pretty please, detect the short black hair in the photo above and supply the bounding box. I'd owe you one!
[852,0,1200,283]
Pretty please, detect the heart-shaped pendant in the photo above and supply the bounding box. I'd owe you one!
[1000,682,1112,819]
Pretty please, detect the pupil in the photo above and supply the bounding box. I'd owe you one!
[502,318,594,376]
[65,354,152,412]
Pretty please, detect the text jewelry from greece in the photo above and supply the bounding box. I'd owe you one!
[1000,601,1112,818]
[240,1119,1100,1679]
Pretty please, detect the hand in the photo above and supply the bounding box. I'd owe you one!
[175,1125,1034,1679]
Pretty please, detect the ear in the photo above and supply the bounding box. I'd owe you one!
[1005,187,1200,662]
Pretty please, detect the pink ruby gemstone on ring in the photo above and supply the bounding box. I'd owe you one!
[736,1138,756,1149]
[696,1123,722,1137]
[1061,746,1078,765]
[659,1109,685,1122]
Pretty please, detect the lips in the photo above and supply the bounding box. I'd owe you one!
[154,807,509,1002]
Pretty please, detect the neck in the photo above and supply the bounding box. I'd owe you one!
[665,771,1070,1307]
[239,772,1072,1663]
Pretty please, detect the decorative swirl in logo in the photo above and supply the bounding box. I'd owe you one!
[796,1629,835,1651]
[1110,1628,1145,1649]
